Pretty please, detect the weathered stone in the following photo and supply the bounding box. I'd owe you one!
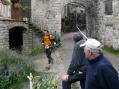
[0,19,32,53]
[31,0,119,49]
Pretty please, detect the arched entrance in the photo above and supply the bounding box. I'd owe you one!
[9,27,26,51]
[61,3,86,33]
[61,0,99,38]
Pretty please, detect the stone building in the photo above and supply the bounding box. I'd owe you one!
[0,0,32,52]
[0,0,119,51]
[98,0,119,49]
[31,0,119,50]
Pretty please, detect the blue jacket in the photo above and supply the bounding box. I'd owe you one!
[85,54,119,89]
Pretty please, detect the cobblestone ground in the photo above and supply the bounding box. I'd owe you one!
[24,32,119,89]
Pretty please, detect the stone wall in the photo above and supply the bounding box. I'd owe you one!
[31,0,62,33]
[97,0,119,49]
[0,19,32,52]
[31,0,119,49]
[31,0,91,33]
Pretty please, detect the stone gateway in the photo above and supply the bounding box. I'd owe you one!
[31,0,119,50]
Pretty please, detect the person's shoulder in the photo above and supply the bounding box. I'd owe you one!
[97,63,111,69]
[74,40,85,49]
[97,58,112,71]
[94,55,109,66]
[100,56,111,65]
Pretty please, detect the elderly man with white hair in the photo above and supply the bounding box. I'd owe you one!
[80,38,119,89]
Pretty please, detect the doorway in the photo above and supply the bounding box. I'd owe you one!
[9,27,23,51]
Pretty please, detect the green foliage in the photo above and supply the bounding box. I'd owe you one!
[0,50,36,89]
[62,11,86,33]
[72,83,80,89]
[31,35,45,56]
[0,76,10,89]
[103,46,119,56]
[33,73,59,89]
[52,42,62,53]
[56,41,62,48]
[31,45,45,56]
[0,49,61,89]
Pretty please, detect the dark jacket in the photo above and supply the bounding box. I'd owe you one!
[85,54,119,89]
[67,40,89,82]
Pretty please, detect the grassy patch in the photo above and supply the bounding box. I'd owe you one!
[103,46,119,56]
[31,45,45,56]
[0,50,36,89]
[0,50,60,89]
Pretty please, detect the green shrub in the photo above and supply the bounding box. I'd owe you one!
[31,44,45,56]
[0,76,10,89]
[103,46,119,56]
[0,50,60,89]
[0,50,36,89]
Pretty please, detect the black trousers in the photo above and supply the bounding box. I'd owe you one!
[62,79,85,89]
[45,47,53,64]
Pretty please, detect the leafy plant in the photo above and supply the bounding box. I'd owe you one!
[32,47,44,55]
[31,44,45,56]
[33,73,59,89]
[0,50,36,89]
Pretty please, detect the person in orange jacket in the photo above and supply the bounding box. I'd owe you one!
[42,30,54,68]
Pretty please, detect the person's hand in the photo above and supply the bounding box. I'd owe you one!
[79,71,83,74]
[61,75,69,81]
[54,42,56,45]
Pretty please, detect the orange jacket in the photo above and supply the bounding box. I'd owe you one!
[42,35,54,47]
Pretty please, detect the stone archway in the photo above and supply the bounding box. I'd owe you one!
[61,2,86,33]
[32,0,104,39]
[31,0,92,33]
[61,0,100,38]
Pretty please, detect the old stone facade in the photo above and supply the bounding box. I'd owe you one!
[98,0,119,49]
[0,0,32,52]
[31,0,119,50]
[0,19,32,52]
[31,0,92,33]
